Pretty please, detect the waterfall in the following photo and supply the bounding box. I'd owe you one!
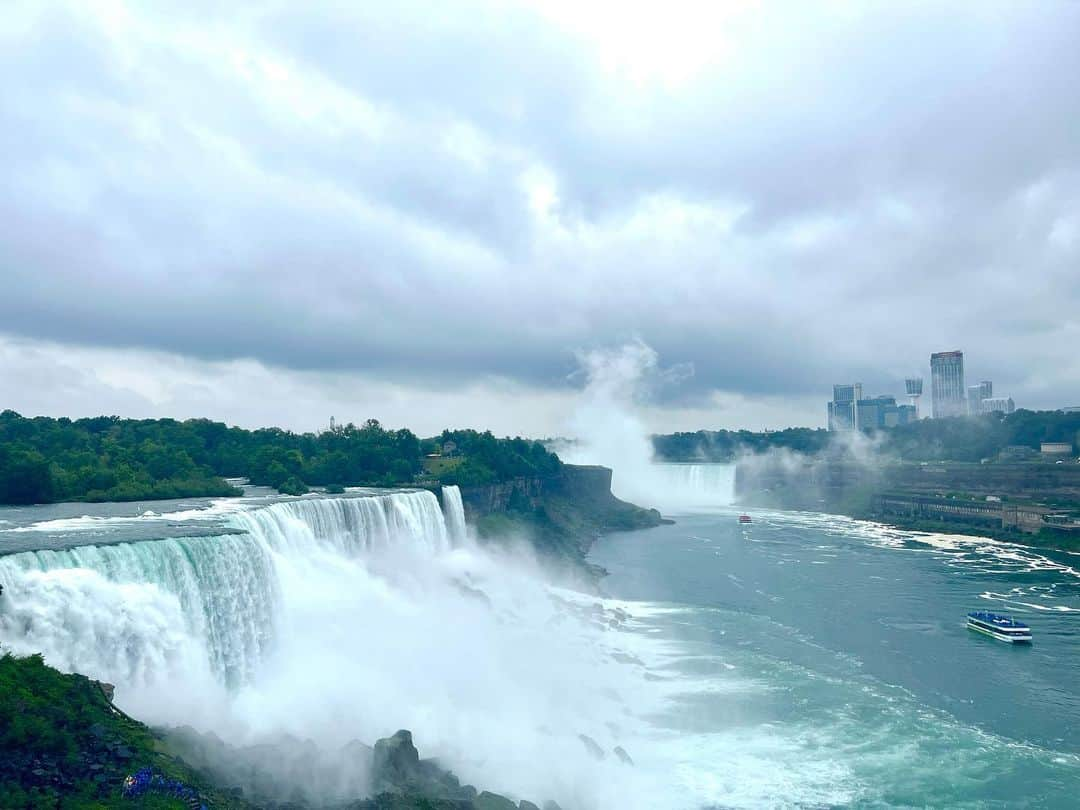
[0,486,684,808]
[0,489,454,692]
[441,485,467,545]
[228,489,453,556]
[647,463,737,511]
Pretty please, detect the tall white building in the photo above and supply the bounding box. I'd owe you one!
[931,351,966,418]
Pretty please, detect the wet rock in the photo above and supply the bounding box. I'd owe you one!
[372,729,421,785]
[577,734,605,760]
[519,801,541,810]
[474,791,517,810]
[613,746,634,766]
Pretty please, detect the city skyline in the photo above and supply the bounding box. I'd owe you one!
[828,348,1021,430]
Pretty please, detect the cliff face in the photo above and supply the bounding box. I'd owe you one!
[459,464,667,567]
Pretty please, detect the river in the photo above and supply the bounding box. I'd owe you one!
[1,469,1078,808]
[591,466,1080,808]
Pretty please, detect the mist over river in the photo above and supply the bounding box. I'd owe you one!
[1,468,1079,807]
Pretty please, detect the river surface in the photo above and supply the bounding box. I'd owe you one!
[2,474,1079,808]
[591,504,1080,808]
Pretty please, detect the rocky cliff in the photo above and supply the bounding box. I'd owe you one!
[458,464,667,568]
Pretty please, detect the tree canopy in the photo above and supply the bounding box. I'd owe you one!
[0,411,562,505]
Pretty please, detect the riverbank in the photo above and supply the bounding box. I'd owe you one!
[735,455,1080,555]
[739,489,1080,554]
[862,512,1080,552]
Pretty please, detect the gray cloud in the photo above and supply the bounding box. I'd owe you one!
[1,1,1079,429]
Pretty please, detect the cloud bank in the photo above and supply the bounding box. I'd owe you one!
[2,1,1079,432]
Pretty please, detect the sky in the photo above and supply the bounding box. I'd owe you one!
[1,0,1079,437]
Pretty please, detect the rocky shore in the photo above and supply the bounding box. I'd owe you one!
[165,726,560,810]
[0,651,567,809]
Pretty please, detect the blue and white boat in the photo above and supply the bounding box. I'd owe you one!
[966,611,1032,644]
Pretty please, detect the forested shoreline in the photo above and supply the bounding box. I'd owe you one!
[0,411,561,506]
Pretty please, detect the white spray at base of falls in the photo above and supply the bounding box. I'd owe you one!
[563,342,736,513]
[0,488,704,809]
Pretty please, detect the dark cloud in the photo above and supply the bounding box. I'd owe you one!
[1,1,1079,427]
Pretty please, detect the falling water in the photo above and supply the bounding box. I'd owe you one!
[0,490,453,690]
[441,485,468,544]
[648,463,737,511]
[0,489,681,808]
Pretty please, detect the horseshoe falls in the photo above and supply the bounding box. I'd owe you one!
[3,484,1080,807]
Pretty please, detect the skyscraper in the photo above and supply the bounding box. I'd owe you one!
[930,351,965,418]
[827,383,862,431]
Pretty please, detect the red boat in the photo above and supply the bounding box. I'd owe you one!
[738,514,752,524]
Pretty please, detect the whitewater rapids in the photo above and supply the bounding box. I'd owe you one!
[0,486,703,808]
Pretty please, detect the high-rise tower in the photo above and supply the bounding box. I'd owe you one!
[930,351,965,418]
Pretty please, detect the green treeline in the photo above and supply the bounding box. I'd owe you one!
[429,429,562,487]
[652,410,1080,463]
[0,411,562,506]
[652,427,830,462]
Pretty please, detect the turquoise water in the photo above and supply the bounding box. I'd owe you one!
[3,488,1079,808]
[590,507,1080,808]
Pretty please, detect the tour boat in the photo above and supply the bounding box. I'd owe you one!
[966,611,1032,644]
[738,514,752,524]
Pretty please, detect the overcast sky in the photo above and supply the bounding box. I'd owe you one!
[1,1,1078,436]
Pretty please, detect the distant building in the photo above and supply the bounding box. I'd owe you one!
[1041,442,1073,455]
[930,351,966,418]
[981,396,1015,415]
[827,383,862,431]
[896,404,918,426]
[829,384,918,431]
[904,377,923,418]
[966,381,993,415]
[857,396,917,430]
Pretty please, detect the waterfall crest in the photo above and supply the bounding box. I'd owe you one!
[0,490,456,689]
[228,489,453,557]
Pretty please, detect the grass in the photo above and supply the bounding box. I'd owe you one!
[422,456,464,476]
